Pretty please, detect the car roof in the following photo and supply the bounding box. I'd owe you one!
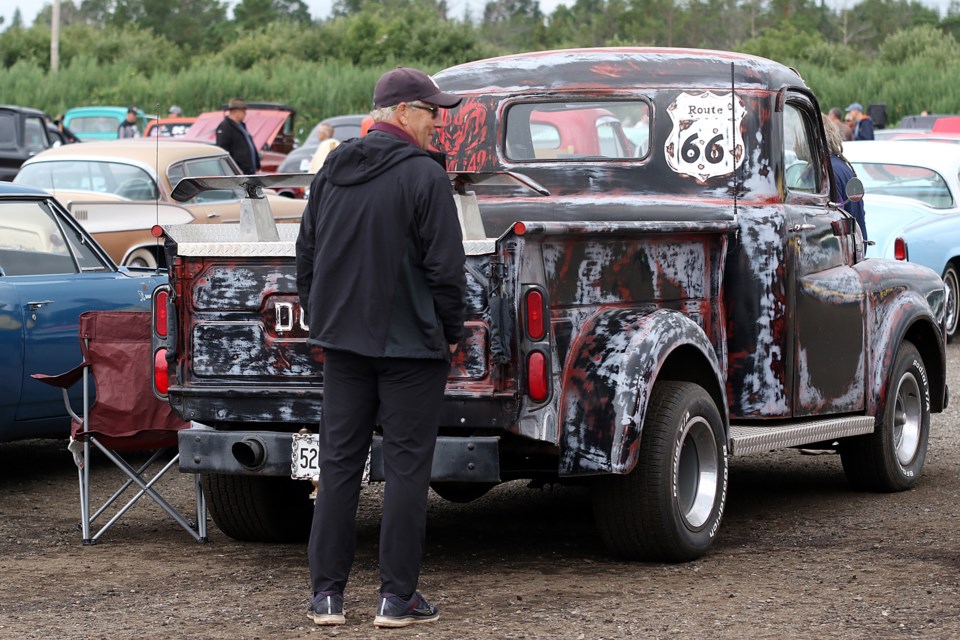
[0,181,48,196]
[0,104,47,117]
[65,106,142,116]
[843,140,960,170]
[20,139,229,167]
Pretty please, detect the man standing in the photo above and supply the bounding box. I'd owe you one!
[117,107,141,139]
[215,98,261,174]
[295,68,466,629]
[844,102,875,141]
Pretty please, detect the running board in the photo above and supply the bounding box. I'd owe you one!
[728,416,875,456]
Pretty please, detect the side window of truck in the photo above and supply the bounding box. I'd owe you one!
[783,103,823,194]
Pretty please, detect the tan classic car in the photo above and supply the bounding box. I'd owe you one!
[13,140,304,267]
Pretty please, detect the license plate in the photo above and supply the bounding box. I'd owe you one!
[291,433,320,479]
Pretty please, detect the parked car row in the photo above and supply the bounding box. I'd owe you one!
[12,140,306,268]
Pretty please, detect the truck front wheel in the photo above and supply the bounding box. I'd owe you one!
[203,473,314,542]
[592,381,728,562]
[839,340,930,492]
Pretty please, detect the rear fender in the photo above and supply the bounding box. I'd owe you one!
[558,306,725,476]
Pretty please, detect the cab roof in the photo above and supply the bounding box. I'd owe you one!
[434,47,806,95]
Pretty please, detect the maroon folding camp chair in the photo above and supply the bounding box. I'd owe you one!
[33,310,207,544]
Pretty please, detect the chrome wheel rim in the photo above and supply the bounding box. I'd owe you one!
[894,371,922,466]
[676,416,719,529]
[944,268,958,338]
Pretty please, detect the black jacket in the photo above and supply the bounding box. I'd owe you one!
[215,116,260,174]
[295,130,466,359]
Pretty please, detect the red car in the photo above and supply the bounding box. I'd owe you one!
[183,102,297,172]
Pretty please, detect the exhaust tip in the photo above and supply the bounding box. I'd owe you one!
[232,437,267,470]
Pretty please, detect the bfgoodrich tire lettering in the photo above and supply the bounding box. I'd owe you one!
[840,340,930,492]
[592,380,728,562]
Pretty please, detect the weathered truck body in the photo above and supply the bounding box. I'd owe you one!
[154,48,948,560]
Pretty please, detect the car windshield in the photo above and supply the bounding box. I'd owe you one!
[0,199,110,275]
[168,155,245,203]
[15,160,160,200]
[68,116,119,135]
[505,101,649,161]
[850,162,954,209]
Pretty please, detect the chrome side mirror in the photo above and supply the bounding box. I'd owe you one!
[845,177,864,203]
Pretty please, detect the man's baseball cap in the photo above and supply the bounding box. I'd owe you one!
[373,67,461,109]
[845,102,864,113]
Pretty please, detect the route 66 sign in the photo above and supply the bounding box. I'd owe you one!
[665,91,745,182]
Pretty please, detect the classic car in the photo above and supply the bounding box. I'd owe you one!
[183,102,297,172]
[63,106,152,141]
[0,182,165,442]
[277,114,367,174]
[888,209,960,341]
[0,105,62,181]
[13,140,305,268]
[843,140,960,213]
[157,48,946,562]
[144,116,198,138]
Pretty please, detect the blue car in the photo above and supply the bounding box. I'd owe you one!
[899,213,960,341]
[863,194,959,341]
[0,182,165,441]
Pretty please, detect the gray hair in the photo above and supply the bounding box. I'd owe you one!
[371,106,397,123]
[821,113,844,156]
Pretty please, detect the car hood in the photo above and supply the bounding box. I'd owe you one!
[184,110,290,149]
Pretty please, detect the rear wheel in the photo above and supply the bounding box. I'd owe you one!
[125,248,159,269]
[203,473,314,542]
[943,264,958,342]
[592,381,727,562]
[840,340,930,491]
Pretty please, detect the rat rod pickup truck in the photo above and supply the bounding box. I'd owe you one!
[153,48,948,561]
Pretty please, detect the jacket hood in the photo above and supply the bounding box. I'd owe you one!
[323,130,428,186]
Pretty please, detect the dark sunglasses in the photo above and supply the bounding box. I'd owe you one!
[409,104,440,118]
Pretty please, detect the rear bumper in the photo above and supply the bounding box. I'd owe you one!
[178,425,501,483]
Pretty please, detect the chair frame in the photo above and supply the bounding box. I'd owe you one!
[35,310,207,545]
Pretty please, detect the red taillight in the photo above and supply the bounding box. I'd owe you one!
[154,289,168,338]
[154,348,169,395]
[527,351,548,402]
[894,237,909,261]
[525,289,545,340]
[151,224,163,238]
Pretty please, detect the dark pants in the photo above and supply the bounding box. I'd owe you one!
[308,349,449,598]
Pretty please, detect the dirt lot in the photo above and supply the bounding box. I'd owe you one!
[1,342,958,640]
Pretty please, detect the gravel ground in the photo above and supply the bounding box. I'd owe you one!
[0,342,957,640]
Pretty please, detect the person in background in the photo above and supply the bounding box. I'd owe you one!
[844,102,874,141]
[823,113,866,240]
[215,98,260,174]
[307,123,339,174]
[828,107,852,141]
[117,107,141,139]
[296,67,466,629]
[168,105,183,117]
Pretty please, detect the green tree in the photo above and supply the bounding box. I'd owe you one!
[847,0,939,52]
[234,0,311,30]
[35,1,86,27]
